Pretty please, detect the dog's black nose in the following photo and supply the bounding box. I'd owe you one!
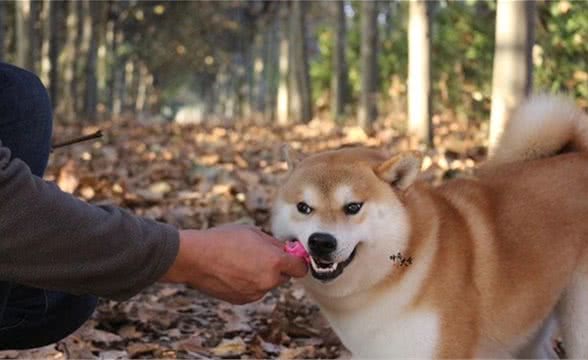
[308,232,337,256]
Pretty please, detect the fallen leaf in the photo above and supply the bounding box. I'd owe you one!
[210,338,247,358]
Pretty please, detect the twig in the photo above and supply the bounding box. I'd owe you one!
[51,130,103,151]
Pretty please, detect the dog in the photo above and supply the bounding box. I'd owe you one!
[271,95,588,358]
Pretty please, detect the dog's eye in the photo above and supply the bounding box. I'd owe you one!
[296,202,313,215]
[343,202,363,215]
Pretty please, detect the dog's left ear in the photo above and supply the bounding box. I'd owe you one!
[375,152,422,190]
[281,144,305,171]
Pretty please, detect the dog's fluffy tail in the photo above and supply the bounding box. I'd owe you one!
[489,94,588,164]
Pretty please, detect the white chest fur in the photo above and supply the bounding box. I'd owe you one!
[322,301,440,358]
[310,230,442,358]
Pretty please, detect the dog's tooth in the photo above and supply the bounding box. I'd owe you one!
[309,257,320,272]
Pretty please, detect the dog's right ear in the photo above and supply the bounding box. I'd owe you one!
[375,152,422,190]
[281,144,304,171]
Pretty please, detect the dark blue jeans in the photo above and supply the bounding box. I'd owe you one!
[0,63,97,349]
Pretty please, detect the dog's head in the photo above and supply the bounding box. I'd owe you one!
[272,146,421,298]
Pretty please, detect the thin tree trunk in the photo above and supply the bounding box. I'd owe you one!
[290,0,312,123]
[276,5,289,126]
[15,0,32,70]
[84,0,100,121]
[124,59,137,112]
[64,0,83,116]
[41,0,60,107]
[112,62,125,116]
[358,0,379,131]
[408,0,432,147]
[48,0,60,108]
[109,8,124,116]
[489,0,535,152]
[331,0,349,122]
[97,3,112,111]
[135,63,148,114]
[76,0,91,114]
[29,0,41,73]
[288,8,300,123]
[264,18,279,122]
[252,31,264,116]
[61,0,79,120]
[40,0,51,84]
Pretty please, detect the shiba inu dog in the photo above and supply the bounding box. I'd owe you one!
[271,95,588,358]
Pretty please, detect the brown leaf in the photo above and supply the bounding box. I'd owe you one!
[126,342,160,358]
[210,338,247,358]
[57,160,79,194]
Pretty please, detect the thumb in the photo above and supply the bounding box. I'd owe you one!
[278,253,308,278]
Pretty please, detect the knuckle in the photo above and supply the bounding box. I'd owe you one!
[261,274,279,290]
[271,256,283,270]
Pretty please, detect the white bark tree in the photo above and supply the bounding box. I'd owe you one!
[489,0,536,152]
[408,0,432,147]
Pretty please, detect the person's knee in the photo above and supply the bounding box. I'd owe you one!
[0,293,98,350]
[45,293,98,342]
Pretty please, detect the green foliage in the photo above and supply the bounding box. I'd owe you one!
[310,1,496,120]
[310,24,333,104]
[430,0,495,119]
[535,0,588,103]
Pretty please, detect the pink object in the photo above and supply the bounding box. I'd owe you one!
[284,240,310,264]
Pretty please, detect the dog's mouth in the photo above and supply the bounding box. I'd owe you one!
[309,246,358,282]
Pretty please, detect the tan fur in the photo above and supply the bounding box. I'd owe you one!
[272,95,588,358]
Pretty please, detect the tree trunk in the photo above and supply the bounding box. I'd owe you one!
[264,18,279,122]
[135,63,148,114]
[49,1,62,109]
[41,0,60,107]
[62,0,83,116]
[60,0,80,120]
[15,0,32,70]
[251,31,265,117]
[112,62,125,117]
[408,0,432,147]
[40,0,51,84]
[124,59,135,113]
[276,5,289,126]
[289,0,312,123]
[358,0,378,131]
[29,0,41,73]
[331,0,349,122]
[84,0,101,121]
[489,0,535,152]
[288,9,300,123]
[109,4,125,116]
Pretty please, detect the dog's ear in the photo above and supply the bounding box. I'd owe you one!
[375,152,422,190]
[281,144,305,170]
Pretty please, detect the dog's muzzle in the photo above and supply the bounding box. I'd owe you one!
[307,232,358,282]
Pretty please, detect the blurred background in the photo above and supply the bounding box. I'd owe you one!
[1,0,586,135]
[0,0,586,358]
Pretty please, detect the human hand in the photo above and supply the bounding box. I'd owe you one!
[161,224,308,304]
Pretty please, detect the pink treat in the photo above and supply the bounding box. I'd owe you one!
[284,240,310,264]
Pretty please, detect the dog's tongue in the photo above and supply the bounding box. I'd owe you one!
[284,240,310,264]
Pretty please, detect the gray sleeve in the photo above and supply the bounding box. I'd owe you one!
[0,143,180,301]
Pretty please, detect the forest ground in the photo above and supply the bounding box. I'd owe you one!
[0,114,487,359]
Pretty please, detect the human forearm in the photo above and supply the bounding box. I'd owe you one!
[0,143,179,300]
